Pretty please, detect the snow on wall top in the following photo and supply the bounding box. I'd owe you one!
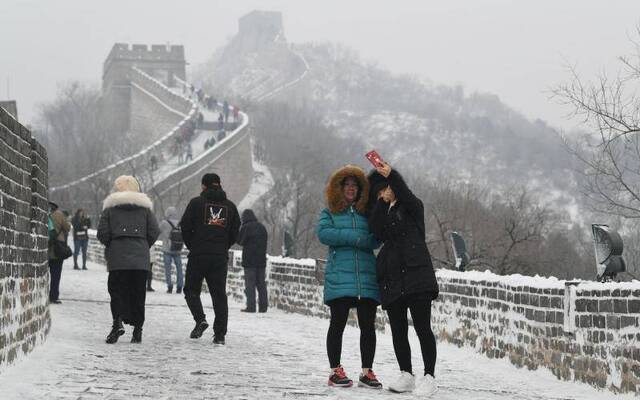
[436,268,567,289]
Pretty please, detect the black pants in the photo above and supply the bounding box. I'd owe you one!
[386,294,437,377]
[184,255,228,336]
[48,258,63,301]
[243,267,268,312]
[108,270,148,327]
[327,297,378,369]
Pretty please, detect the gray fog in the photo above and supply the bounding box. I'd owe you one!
[1,0,639,128]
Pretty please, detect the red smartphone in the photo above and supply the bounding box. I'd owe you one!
[365,150,385,168]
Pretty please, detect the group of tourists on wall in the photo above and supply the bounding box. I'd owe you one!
[46,157,438,395]
[88,173,268,346]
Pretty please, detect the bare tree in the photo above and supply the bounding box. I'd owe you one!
[554,37,640,218]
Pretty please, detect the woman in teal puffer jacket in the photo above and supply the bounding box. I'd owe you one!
[316,165,382,390]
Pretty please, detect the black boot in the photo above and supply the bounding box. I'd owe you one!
[131,326,142,343]
[190,319,209,339]
[213,334,225,345]
[106,319,125,344]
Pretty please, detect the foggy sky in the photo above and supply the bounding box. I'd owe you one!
[1,0,639,130]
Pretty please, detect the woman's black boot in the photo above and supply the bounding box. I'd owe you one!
[131,326,143,343]
[106,319,125,344]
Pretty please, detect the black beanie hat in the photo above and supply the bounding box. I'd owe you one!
[202,173,221,188]
[367,170,388,201]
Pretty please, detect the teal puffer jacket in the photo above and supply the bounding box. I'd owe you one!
[317,206,380,304]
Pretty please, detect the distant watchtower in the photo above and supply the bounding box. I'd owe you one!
[102,43,186,135]
[237,11,284,51]
[103,43,186,91]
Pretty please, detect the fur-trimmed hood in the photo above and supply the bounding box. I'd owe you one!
[325,165,369,214]
[103,191,153,211]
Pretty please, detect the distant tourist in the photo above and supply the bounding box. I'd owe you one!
[223,100,230,123]
[197,111,204,129]
[237,209,269,313]
[204,136,216,150]
[367,161,439,395]
[218,113,224,131]
[48,201,71,304]
[159,206,184,294]
[207,97,216,110]
[233,106,240,124]
[98,175,160,344]
[185,142,193,163]
[149,154,158,171]
[71,209,91,270]
[180,173,240,345]
[316,165,383,389]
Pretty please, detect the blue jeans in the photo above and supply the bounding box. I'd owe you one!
[73,239,88,268]
[163,252,183,289]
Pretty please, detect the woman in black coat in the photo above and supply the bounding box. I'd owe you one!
[367,162,439,395]
[97,175,160,344]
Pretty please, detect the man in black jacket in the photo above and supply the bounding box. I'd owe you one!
[237,209,269,313]
[180,173,240,345]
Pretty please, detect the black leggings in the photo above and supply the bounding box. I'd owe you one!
[327,297,378,369]
[386,295,437,377]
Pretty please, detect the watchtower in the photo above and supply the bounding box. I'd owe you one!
[237,11,284,51]
[102,43,186,134]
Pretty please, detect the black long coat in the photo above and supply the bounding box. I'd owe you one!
[237,209,268,268]
[368,169,439,308]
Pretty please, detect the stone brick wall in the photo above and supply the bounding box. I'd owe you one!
[129,69,187,145]
[0,106,51,372]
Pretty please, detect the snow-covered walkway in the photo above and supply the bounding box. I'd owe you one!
[0,262,629,400]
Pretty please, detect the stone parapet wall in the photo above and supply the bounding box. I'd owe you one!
[83,231,640,393]
[0,106,51,372]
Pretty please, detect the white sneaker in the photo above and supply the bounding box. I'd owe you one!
[388,371,415,393]
[415,374,438,396]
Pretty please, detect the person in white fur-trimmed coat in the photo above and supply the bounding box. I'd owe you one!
[97,175,160,344]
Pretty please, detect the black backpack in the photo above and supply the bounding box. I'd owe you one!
[167,220,184,252]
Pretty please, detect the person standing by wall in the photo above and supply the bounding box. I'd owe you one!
[180,173,240,345]
[367,162,439,395]
[159,206,184,293]
[97,175,160,344]
[237,209,268,313]
[71,209,91,270]
[223,100,230,123]
[316,165,383,389]
[48,201,71,304]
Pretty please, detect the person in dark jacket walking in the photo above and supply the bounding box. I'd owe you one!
[367,162,439,395]
[97,175,160,344]
[180,173,240,345]
[71,209,91,270]
[48,201,71,304]
[316,165,383,390]
[237,209,268,313]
